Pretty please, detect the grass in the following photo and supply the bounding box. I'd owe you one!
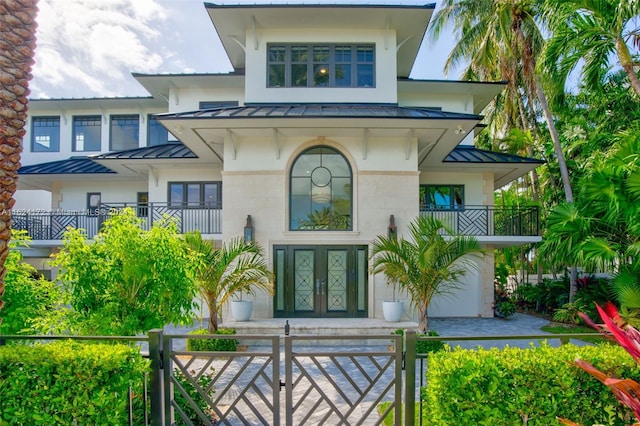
[541,323,611,344]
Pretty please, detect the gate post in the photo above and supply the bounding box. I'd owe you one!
[148,329,165,426]
[404,330,416,426]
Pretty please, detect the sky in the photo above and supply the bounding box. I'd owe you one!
[30,0,459,99]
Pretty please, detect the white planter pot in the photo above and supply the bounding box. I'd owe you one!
[382,300,404,322]
[231,300,253,322]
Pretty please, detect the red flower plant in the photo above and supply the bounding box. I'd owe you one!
[560,302,640,425]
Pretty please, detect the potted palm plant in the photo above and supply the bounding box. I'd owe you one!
[185,231,274,332]
[371,216,484,333]
[382,278,405,322]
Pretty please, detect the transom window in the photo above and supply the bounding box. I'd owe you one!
[110,114,139,151]
[169,182,222,208]
[420,185,464,210]
[73,115,102,152]
[290,146,352,231]
[31,116,60,152]
[268,44,375,88]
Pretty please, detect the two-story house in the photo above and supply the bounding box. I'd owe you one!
[16,3,542,321]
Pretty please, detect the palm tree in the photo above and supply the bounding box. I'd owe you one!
[543,0,640,98]
[185,232,273,333]
[0,0,38,323]
[429,0,574,203]
[370,217,484,333]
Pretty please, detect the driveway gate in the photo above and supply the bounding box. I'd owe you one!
[149,331,411,425]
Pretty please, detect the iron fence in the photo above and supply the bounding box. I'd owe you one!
[420,205,540,236]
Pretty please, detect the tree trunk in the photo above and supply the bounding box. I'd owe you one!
[208,313,218,333]
[616,38,640,98]
[0,0,38,323]
[418,302,428,333]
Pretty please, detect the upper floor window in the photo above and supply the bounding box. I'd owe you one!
[110,114,139,151]
[420,184,464,210]
[268,44,375,88]
[169,182,222,208]
[147,115,168,146]
[73,115,102,152]
[31,116,60,152]
[290,146,352,231]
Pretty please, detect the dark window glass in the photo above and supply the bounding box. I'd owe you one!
[148,115,168,146]
[267,44,375,88]
[31,116,60,152]
[289,146,352,231]
[110,114,139,151]
[420,185,465,210]
[73,116,102,152]
[168,182,222,208]
[199,101,239,109]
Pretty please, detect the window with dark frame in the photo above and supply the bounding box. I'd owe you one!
[168,182,222,208]
[31,116,60,152]
[73,115,102,152]
[110,114,139,151]
[147,115,169,146]
[420,184,464,210]
[199,101,239,109]
[268,44,375,88]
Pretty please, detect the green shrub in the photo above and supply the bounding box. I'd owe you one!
[494,299,517,318]
[0,341,149,425]
[186,328,238,351]
[174,369,217,425]
[393,329,445,354]
[424,343,637,425]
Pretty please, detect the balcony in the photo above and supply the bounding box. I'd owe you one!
[420,205,540,237]
[12,202,222,241]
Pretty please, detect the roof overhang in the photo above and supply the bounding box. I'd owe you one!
[156,104,481,165]
[131,73,244,103]
[205,3,435,77]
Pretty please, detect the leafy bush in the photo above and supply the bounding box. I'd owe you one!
[0,232,61,335]
[0,341,149,424]
[494,299,517,318]
[174,368,217,425]
[554,300,590,324]
[424,343,637,425]
[186,328,238,352]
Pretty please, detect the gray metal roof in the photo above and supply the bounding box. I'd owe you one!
[18,157,116,175]
[92,143,197,160]
[156,104,481,120]
[446,146,545,164]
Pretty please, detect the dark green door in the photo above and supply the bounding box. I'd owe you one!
[273,245,368,318]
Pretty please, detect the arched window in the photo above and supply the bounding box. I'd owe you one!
[290,146,352,230]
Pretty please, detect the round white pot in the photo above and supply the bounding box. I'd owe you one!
[382,300,404,322]
[231,300,253,322]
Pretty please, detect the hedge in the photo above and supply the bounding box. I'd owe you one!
[0,341,149,425]
[186,328,238,352]
[423,343,638,425]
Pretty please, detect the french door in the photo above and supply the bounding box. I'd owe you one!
[273,245,368,318]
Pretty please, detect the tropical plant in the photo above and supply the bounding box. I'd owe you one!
[370,216,484,332]
[0,0,38,325]
[560,303,640,424]
[185,231,273,333]
[47,209,197,335]
[543,0,640,98]
[0,232,60,335]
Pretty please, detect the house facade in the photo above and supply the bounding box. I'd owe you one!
[17,3,542,321]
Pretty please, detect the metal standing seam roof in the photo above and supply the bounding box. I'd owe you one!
[446,146,545,164]
[18,157,116,175]
[92,142,197,160]
[155,104,482,120]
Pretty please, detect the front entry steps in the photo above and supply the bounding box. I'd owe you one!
[222,318,418,345]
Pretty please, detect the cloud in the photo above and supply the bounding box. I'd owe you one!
[32,0,169,98]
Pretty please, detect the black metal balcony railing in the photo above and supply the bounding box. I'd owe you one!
[420,205,540,237]
[11,202,222,241]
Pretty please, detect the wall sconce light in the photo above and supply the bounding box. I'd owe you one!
[454,125,465,135]
[388,214,397,239]
[244,215,254,243]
